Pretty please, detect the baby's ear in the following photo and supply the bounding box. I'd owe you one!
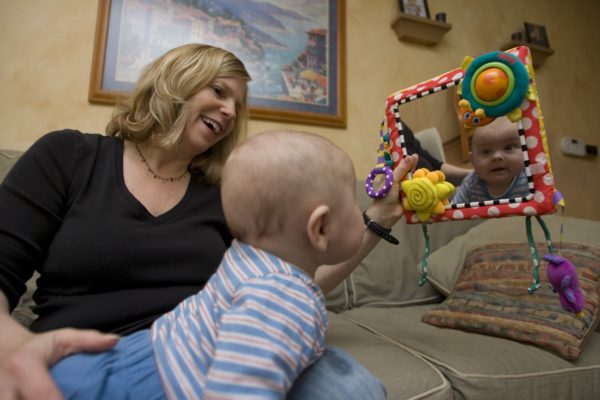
[306,205,330,253]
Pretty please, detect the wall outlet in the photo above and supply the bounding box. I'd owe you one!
[560,137,587,156]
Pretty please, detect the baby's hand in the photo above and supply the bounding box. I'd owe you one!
[367,154,418,229]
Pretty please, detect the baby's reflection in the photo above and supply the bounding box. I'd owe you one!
[452,116,530,204]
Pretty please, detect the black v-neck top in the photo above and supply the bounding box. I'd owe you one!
[0,130,231,334]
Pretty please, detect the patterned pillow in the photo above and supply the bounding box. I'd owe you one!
[422,242,600,360]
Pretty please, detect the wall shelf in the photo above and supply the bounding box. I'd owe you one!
[500,40,554,67]
[391,12,451,46]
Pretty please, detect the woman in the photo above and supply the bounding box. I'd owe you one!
[0,43,413,399]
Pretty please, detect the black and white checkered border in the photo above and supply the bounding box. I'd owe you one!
[392,78,463,160]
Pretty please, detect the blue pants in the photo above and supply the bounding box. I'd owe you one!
[52,331,386,399]
[289,347,387,400]
[51,330,165,399]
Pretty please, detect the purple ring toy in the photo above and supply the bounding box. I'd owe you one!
[365,166,394,199]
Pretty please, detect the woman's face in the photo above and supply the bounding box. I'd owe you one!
[182,76,246,155]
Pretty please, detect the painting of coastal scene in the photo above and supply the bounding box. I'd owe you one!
[99,0,343,125]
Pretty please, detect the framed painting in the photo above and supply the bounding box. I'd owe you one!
[399,0,430,19]
[89,0,346,128]
[524,22,550,48]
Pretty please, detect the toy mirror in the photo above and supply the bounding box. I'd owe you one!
[367,46,558,224]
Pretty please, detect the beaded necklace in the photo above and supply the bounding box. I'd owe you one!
[135,144,189,183]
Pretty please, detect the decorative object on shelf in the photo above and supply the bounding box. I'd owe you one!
[390,12,451,46]
[524,22,550,48]
[500,40,554,68]
[435,12,446,22]
[511,31,524,41]
[399,0,430,19]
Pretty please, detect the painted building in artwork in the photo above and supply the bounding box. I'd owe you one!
[306,28,327,74]
[279,26,329,104]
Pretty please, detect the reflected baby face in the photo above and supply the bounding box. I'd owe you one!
[470,117,524,196]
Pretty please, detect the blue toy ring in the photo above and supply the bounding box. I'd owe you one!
[365,166,394,199]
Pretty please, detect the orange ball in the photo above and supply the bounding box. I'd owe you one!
[474,67,509,102]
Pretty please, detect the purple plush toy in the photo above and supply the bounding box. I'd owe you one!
[544,253,585,319]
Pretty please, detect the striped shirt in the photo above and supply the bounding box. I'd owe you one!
[452,169,530,204]
[151,240,328,400]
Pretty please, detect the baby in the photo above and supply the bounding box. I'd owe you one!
[452,116,530,204]
[50,130,370,399]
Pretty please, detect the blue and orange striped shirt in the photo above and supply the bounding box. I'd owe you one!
[151,240,328,399]
[452,169,530,204]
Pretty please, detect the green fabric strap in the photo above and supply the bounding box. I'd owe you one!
[418,216,554,291]
[418,224,431,286]
[526,215,554,294]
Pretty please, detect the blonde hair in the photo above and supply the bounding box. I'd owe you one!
[106,44,251,183]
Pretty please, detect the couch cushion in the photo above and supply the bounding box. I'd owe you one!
[422,242,600,360]
[326,312,452,400]
[326,181,482,311]
[342,305,600,399]
[424,215,600,296]
[0,149,22,183]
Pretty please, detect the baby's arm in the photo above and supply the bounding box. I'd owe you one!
[205,276,326,399]
[450,171,474,204]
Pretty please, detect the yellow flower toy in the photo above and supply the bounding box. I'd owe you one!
[401,168,455,223]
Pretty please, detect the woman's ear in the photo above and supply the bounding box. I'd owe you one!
[306,205,330,253]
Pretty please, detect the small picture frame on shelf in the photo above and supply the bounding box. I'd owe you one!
[524,22,550,48]
[399,0,430,19]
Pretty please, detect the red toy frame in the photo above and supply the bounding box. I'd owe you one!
[382,46,557,224]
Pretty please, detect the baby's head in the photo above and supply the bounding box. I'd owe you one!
[470,116,525,195]
[221,130,364,270]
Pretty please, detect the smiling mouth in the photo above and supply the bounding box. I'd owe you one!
[201,117,222,135]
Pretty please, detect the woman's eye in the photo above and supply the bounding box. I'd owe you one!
[212,86,224,96]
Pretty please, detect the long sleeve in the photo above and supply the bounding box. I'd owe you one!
[451,170,476,204]
[1,130,231,334]
[0,130,83,310]
[152,240,327,400]
[203,277,325,399]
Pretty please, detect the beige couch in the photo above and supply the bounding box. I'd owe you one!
[325,182,600,399]
[3,148,600,399]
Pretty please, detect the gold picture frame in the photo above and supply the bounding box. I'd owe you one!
[89,0,346,128]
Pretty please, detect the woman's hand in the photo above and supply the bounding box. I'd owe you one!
[365,154,418,229]
[0,325,119,400]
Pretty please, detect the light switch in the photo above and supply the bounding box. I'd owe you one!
[560,137,587,157]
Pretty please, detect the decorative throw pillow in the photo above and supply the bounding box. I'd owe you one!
[422,242,600,360]
[423,216,600,296]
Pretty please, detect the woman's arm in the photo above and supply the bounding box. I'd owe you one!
[441,163,471,186]
[0,291,119,400]
[314,154,418,294]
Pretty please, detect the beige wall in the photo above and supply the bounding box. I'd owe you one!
[1,0,599,221]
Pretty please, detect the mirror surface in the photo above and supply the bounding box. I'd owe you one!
[382,47,555,224]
